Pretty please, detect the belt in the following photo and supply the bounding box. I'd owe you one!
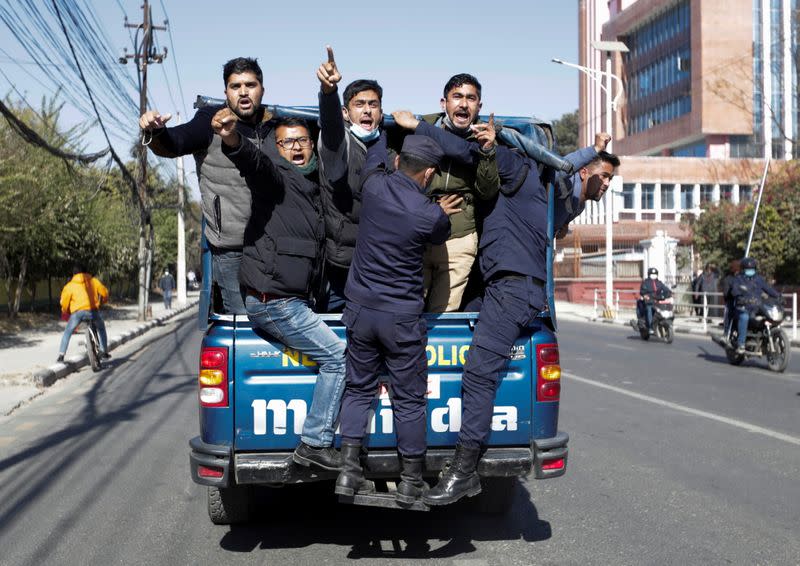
[489,271,545,288]
[246,287,282,303]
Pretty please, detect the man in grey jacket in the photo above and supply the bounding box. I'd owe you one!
[139,57,273,314]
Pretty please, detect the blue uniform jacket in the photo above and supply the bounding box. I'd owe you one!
[730,273,780,309]
[639,278,672,301]
[414,120,596,283]
[344,133,451,314]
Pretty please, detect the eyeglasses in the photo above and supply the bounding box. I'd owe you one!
[276,136,312,149]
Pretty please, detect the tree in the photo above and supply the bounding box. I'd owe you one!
[552,110,578,156]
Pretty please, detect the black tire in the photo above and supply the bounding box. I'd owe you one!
[766,329,790,373]
[85,326,101,372]
[470,477,517,515]
[639,327,650,341]
[659,322,674,344]
[208,485,252,525]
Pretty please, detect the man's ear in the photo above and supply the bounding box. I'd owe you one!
[440,97,446,112]
[424,166,436,186]
[342,106,350,123]
[579,166,590,182]
[394,154,401,170]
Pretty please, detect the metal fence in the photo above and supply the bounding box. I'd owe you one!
[592,288,798,339]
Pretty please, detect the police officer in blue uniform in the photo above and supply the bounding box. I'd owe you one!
[399,113,614,505]
[335,133,463,505]
[730,257,781,354]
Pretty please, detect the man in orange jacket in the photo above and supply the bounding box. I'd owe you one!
[57,264,110,363]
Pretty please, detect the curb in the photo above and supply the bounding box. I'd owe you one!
[557,311,800,347]
[33,300,198,388]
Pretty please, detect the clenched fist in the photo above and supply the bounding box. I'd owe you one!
[211,107,240,147]
[594,132,612,153]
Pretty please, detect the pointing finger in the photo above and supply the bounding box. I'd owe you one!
[488,113,495,129]
[327,45,335,64]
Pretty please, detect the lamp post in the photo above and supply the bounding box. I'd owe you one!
[553,39,627,317]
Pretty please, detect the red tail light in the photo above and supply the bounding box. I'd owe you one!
[198,465,224,478]
[199,346,229,408]
[542,457,565,471]
[536,343,561,402]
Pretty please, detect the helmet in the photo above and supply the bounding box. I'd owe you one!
[740,257,757,270]
[647,267,658,276]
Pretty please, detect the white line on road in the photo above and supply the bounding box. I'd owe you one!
[606,344,636,351]
[563,371,800,447]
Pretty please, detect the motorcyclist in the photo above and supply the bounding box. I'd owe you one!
[638,267,672,333]
[730,257,781,354]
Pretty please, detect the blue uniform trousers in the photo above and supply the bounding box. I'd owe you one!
[339,304,429,456]
[459,276,544,449]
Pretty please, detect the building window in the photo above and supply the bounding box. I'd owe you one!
[680,185,694,209]
[720,184,734,201]
[661,185,675,209]
[622,183,636,209]
[700,184,714,203]
[641,183,655,209]
[740,186,753,202]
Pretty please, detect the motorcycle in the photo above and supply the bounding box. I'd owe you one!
[713,300,791,373]
[630,297,674,344]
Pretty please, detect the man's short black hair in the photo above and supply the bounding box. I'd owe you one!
[586,151,620,170]
[274,116,310,132]
[342,80,383,107]
[443,73,482,99]
[223,57,263,86]
[398,153,436,175]
[72,263,88,275]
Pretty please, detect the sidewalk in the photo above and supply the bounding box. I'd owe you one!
[554,300,800,347]
[0,292,199,416]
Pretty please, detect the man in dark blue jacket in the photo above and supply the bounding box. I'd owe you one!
[140,57,273,314]
[213,109,345,472]
[638,267,673,333]
[399,113,613,505]
[730,257,781,354]
[334,133,462,505]
[315,46,395,312]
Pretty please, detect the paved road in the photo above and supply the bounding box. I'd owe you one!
[0,313,798,565]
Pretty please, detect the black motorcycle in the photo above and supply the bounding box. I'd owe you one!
[714,300,791,373]
[630,298,674,344]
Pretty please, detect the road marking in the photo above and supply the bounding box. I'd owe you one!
[563,371,800,447]
[606,344,635,352]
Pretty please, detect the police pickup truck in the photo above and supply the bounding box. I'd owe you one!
[188,105,570,524]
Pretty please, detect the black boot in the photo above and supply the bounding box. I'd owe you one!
[396,455,427,505]
[422,444,482,506]
[334,441,375,496]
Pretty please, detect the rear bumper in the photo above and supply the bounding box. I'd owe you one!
[189,431,569,487]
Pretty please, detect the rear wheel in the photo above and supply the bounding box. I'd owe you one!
[766,329,790,373]
[208,485,252,525]
[85,325,101,372]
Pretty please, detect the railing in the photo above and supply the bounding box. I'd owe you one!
[592,288,798,339]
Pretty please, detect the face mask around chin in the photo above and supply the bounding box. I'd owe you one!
[349,123,380,142]
[744,269,756,277]
[649,275,658,280]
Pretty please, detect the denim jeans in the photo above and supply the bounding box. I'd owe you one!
[163,289,173,310]
[211,247,246,315]
[245,295,346,447]
[59,310,107,355]
[736,308,750,348]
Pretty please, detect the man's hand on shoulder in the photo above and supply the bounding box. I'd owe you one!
[392,110,420,131]
[139,110,172,131]
[594,132,611,153]
[211,108,241,147]
[317,45,342,94]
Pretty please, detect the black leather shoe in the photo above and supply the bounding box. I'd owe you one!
[56,354,64,363]
[334,441,374,496]
[100,352,112,360]
[396,455,427,505]
[292,442,342,471]
[423,444,482,506]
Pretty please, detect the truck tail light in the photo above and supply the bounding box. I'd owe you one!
[541,457,565,471]
[199,346,229,408]
[536,343,561,402]
[197,465,224,478]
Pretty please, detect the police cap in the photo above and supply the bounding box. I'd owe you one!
[400,135,444,167]
[740,257,757,270]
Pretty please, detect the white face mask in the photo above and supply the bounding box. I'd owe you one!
[349,123,380,142]
[649,274,658,280]
[744,268,756,277]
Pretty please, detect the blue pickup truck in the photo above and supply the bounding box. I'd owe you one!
[188,109,570,523]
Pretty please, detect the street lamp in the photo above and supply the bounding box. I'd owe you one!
[552,39,627,317]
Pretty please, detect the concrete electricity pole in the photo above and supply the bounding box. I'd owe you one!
[120,0,166,321]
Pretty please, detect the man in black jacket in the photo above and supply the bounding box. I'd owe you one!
[639,267,672,333]
[140,57,273,314]
[315,46,396,312]
[212,109,345,471]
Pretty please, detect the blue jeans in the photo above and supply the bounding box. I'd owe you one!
[163,289,173,310]
[211,247,246,315]
[245,295,346,447]
[736,308,750,348]
[59,310,107,355]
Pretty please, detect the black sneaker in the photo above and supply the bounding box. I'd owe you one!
[56,354,64,363]
[292,442,342,471]
[100,352,112,360]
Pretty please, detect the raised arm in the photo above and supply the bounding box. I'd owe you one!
[141,106,216,158]
[212,108,284,189]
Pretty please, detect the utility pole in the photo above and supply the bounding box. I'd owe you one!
[120,0,166,321]
[176,112,187,306]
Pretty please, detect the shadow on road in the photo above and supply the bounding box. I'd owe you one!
[219,480,551,558]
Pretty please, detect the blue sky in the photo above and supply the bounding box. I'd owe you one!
[0,0,579,196]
